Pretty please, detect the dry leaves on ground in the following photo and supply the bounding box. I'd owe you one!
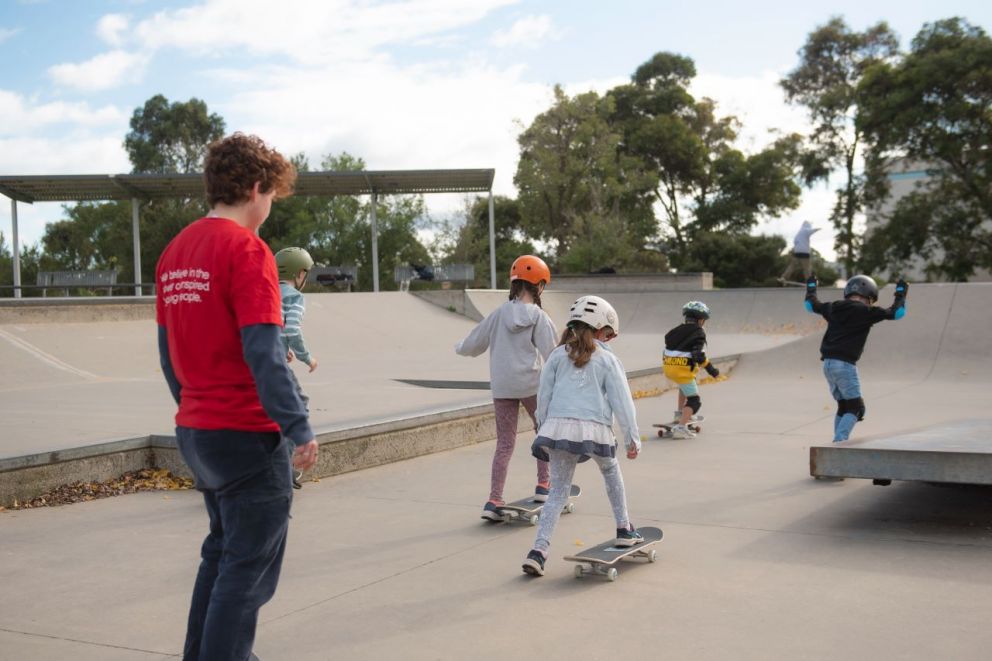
[5,468,193,510]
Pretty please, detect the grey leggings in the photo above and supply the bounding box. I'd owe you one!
[533,448,630,554]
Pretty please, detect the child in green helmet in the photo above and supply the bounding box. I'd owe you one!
[275,246,317,488]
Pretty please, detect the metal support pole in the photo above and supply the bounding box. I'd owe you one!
[488,190,496,289]
[370,191,380,292]
[131,198,142,296]
[11,199,21,299]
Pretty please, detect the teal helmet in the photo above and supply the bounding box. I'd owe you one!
[682,300,710,320]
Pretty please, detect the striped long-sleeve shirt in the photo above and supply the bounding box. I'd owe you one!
[279,282,312,365]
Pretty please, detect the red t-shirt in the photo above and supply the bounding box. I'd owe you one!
[156,217,283,432]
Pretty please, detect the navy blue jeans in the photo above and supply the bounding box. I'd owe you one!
[176,427,294,661]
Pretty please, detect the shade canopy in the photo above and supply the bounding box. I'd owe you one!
[0,169,495,203]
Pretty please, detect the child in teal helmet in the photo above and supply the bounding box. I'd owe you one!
[662,301,720,439]
[275,246,316,488]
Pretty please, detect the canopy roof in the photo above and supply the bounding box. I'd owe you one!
[0,169,495,203]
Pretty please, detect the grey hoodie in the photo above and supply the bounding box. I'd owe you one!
[793,220,820,254]
[455,299,558,398]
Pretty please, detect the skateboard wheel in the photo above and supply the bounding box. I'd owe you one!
[648,549,657,563]
[564,503,575,514]
[574,565,584,579]
[528,515,539,526]
[657,429,667,438]
[607,568,618,582]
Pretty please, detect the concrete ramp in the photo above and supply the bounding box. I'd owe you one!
[811,420,992,485]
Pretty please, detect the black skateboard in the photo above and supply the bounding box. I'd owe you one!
[486,484,581,525]
[564,526,663,581]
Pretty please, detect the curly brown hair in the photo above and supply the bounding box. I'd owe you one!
[203,133,297,206]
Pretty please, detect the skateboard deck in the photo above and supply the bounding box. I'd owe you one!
[564,526,663,581]
[488,484,581,525]
[653,422,702,438]
[777,278,806,287]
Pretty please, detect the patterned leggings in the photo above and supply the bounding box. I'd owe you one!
[533,449,630,555]
[490,396,550,503]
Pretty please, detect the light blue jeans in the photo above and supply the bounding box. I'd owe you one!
[822,359,862,442]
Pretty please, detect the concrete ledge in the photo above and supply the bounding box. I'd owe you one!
[0,359,737,506]
[810,419,992,485]
[0,296,156,323]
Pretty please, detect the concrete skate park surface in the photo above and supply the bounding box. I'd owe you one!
[0,289,809,459]
[2,284,992,659]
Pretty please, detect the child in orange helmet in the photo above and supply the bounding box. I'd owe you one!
[455,255,558,520]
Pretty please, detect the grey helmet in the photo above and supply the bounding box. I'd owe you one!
[682,300,710,320]
[275,247,314,285]
[844,275,879,303]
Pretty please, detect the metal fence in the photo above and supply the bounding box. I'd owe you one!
[36,270,118,296]
[311,266,359,292]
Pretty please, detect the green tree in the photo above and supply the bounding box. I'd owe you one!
[781,17,900,276]
[611,53,804,266]
[261,152,432,291]
[439,195,536,288]
[124,94,226,173]
[679,233,788,288]
[858,18,992,281]
[514,85,655,267]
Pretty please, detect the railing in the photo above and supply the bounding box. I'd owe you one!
[310,266,358,292]
[0,282,156,297]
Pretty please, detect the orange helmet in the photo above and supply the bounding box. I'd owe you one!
[510,255,551,285]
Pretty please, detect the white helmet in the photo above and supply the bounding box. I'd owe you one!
[568,295,620,335]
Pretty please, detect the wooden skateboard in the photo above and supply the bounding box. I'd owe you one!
[564,526,664,581]
[487,484,581,525]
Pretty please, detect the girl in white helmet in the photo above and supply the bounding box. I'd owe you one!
[522,295,643,577]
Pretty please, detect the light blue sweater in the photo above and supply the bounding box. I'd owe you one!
[537,341,641,450]
[279,282,311,365]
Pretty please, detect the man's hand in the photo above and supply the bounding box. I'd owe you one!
[293,439,318,471]
[308,357,318,373]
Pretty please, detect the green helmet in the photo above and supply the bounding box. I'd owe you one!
[275,247,314,283]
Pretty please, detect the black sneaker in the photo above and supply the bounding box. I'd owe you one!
[533,484,550,503]
[481,501,503,521]
[292,471,303,490]
[615,525,644,547]
[522,550,546,576]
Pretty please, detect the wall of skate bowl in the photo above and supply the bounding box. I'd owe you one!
[460,287,825,336]
[733,283,992,383]
[0,356,738,507]
[0,296,156,323]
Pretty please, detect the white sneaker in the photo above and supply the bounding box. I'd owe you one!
[671,424,696,439]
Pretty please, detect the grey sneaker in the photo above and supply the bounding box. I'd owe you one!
[671,424,696,439]
[522,549,546,576]
[615,525,644,547]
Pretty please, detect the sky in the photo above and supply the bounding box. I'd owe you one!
[1,0,990,261]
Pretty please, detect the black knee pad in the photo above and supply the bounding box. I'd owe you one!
[686,395,701,414]
[838,397,866,421]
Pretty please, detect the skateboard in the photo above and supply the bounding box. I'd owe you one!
[653,416,703,438]
[564,526,664,581]
[486,484,581,525]
[777,278,806,287]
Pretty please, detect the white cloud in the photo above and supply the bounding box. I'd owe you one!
[490,14,556,48]
[0,90,125,136]
[48,49,149,92]
[134,0,518,64]
[0,27,21,44]
[96,14,130,47]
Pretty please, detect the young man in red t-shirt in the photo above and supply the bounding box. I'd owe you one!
[156,133,317,661]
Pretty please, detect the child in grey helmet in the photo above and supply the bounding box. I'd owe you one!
[805,274,908,445]
[275,247,317,488]
[522,295,643,577]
